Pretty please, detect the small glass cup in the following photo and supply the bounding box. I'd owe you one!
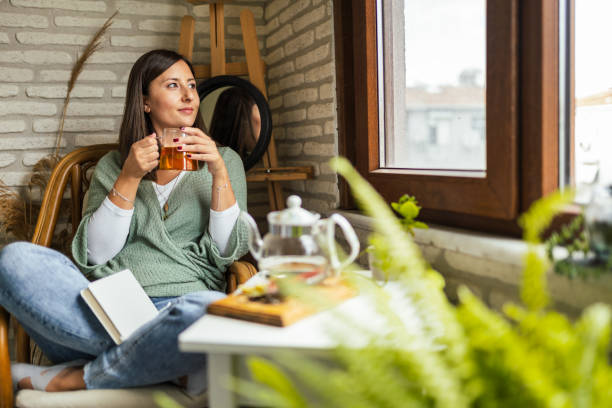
[158,128,199,171]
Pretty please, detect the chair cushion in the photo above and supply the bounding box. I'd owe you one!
[16,384,208,408]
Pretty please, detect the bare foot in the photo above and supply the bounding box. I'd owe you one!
[17,377,33,390]
[45,366,86,391]
[17,366,86,392]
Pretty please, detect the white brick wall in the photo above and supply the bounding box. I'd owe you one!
[10,0,107,13]
[0,84,18,97]
[0,0,339,220]
[0,0,268,188]
[0,66,33,81]
[0,152,16,167]
[264,0,339,214]
[0,13,48,28]
[0,50,72,64]
[26,85,104,98]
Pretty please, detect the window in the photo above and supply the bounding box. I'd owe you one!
[334,0,561,235]
[562,0,612,203]
[380,0,486,172]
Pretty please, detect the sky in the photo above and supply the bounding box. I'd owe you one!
[400,0,610,98]
[403,0,485,88]
[575,0,612,98]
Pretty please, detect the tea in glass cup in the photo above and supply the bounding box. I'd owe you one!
[158,128,199,171]
[259,255,328,284]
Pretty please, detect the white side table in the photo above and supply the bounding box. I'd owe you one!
[179,282,427,408]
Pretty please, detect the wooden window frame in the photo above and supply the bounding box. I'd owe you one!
[334,0,561,236]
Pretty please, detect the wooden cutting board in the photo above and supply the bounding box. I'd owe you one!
[207,278,357,326]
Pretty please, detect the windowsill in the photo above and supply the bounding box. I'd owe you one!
[336,210,612,316]
[340,210,528,265]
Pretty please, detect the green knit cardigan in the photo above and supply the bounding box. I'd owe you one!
[71,147,249,296]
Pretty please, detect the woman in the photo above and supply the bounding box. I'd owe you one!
[209,86,261,160]
[0,49,248,393]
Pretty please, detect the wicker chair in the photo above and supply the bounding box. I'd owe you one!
[0,144,257,408]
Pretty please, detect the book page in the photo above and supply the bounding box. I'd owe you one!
[87,269,159,342]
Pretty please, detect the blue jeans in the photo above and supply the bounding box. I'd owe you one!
[0,241,226,389]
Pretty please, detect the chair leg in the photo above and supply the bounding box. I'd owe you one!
[0,306,14,408]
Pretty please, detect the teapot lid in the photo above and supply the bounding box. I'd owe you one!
[267,195,320,226]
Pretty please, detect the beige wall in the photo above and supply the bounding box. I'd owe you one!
[0,0,338,222]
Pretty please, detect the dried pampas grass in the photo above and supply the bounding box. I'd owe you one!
[55,10,118,155]
[0,180,28,241]
[0,11,117,248]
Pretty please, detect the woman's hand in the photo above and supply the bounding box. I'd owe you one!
[121,133,159,179]
[180,127,236,210]
[179,127,227,176]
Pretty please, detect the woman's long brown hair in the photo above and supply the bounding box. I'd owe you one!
[119,49,205,180]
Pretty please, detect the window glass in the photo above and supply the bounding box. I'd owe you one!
[573,0,612,189]
[379,0,486,171]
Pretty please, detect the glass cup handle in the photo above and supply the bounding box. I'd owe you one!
[326,213,360,273]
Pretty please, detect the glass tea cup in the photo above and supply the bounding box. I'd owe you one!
[158,128,199,171]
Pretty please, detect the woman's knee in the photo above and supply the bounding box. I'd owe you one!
[0,242,36,279]
[0,242,81,288]
[0,241,35,261]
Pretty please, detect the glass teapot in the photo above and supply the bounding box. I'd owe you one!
[241,195,360,279]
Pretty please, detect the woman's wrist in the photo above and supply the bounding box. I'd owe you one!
[209,164,229,180]
[119,166,144,182]
[110,171,141,209]
[207,156,228,176]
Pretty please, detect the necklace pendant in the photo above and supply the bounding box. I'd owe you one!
[163,203,169,220]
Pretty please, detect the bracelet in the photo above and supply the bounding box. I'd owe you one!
[111,187,135,204]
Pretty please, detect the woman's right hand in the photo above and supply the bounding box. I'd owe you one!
[121,133,159,179]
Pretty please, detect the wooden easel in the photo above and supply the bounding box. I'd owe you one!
[179,0,313,210]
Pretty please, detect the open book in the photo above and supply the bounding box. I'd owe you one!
[80,269,159,345]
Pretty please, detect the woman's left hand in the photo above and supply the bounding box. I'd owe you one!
[179,127,226,175]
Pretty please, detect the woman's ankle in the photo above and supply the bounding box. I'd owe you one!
[45,367,86,392]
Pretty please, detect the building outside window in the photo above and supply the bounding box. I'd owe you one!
[568,0,612,201]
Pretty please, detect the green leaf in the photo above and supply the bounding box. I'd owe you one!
[397,201,420,219]
[519,189,574,244]
[521,251,550,311]
[413,221,429,229]
[397,194,410,204]
[153,392,184,408]
[246,357,308,408]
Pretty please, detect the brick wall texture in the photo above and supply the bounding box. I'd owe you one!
[0,0,339,222]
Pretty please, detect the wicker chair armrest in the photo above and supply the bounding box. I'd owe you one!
[226,261,257,293]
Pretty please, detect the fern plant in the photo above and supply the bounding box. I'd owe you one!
[367,194,427,281]
[544,212,612,280]
[239,158,612,408]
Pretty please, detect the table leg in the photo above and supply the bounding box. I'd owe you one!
[208,353,235,408]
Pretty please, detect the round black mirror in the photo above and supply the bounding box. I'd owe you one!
[197,75,272,171]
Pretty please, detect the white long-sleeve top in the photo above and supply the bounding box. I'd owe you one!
[86,172,240,265]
